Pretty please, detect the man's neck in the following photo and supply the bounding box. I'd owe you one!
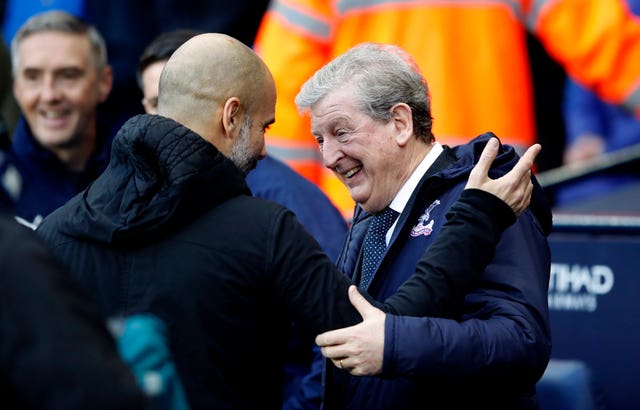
[389,141,443,214]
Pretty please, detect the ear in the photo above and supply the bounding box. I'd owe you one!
[390,103,414,147]
[98,66,114,103]
[221,97,242,139]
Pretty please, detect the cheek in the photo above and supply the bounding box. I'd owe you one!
[356,139,386,164]
[246,133,262,156]
[69,85,100,108]
[365,147,398,184]
[13,85,35,107]
[254,130,266,148]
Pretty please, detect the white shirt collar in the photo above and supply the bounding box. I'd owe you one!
[383,142,443,243]
[389,142,443,215]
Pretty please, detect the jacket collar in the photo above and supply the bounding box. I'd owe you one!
[59,114,251,245]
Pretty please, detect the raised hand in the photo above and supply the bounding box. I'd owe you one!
[315,285,385,375]
[465,137,541,216]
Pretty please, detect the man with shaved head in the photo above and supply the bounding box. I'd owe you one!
[36,33,541,409]
[136,30,349,408]
[158,33,275,175]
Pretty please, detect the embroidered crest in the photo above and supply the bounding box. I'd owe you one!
[410,199,441,237]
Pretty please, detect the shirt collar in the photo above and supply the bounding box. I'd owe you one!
[381,142,442,244]
[389,141,443,215]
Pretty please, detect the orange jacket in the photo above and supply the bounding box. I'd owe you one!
[255,0,640,219]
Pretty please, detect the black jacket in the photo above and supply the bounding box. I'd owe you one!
[0,213,147,410]
[37,115,518,409]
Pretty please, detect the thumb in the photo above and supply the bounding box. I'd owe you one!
[469,137,499,185]
[348,285,375,319]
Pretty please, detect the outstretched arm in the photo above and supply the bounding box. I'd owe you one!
[316,138,541,375]
[382,139,540,316]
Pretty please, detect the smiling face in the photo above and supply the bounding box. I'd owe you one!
[310,84,408,213]
[12,31,112,153]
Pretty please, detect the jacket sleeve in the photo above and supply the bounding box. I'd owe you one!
[381,209,552,385]
[0,219,149,410]
[274,186,526,336]
[269,208,362,335]
[383,189,516,316]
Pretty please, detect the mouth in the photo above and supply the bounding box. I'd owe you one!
[343,165,362,179]
[39,109,70,119]
[37,108,72,130]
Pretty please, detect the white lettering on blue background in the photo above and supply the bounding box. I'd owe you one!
[548,263,614,312]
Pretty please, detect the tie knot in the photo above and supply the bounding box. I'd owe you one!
[371,207,399,233]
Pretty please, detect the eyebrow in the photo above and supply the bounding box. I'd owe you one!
[311,116,349,134]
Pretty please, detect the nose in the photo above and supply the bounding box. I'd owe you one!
[321,136,343,170]
[40,76,62,102]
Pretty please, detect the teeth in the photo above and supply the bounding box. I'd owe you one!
[41,111,66,119]
[344,165,362,178]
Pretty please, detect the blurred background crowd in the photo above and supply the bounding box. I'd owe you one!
[1,2,639,409]
[2,0,639,222]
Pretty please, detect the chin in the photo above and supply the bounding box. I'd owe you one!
[349,191,367,208]
[38,134,75,149]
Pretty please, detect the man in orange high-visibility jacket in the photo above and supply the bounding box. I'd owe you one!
[255,0,640,220]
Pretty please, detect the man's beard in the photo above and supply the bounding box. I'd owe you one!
[228,115,258,177]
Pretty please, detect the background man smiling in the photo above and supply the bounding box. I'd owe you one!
[6,11,113,226]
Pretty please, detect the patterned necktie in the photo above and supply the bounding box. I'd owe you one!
[360,207,399,289]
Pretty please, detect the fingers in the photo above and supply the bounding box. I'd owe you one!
[511,167,534,216]
[315,286,368,348]
[315,326,349,348]
[464,139,541,216]
[514,182,533,216]
[508,143,541,181]
[322,343,350,360]
[511,145,539,215]
[348,285,374,319]
[318,287,386,376]
[468,137,499,184]
[523,143,542,164]
[332,357,348,370]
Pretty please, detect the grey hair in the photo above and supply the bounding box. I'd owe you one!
[11,10,108,75]
[295,42,434,143]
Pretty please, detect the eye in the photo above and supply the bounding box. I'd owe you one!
[59,68,83,80]
[22,69,41,81]
[335,129,349,141]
